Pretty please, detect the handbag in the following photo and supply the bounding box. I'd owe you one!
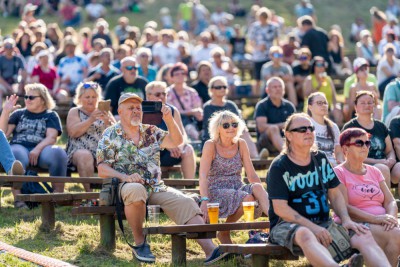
[99,178,120,206]
[311,154,354,263]
[21,170,53,209]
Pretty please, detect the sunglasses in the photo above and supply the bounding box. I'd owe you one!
[357,66,369,72]
[212,85,228,90]
[299,55,308,60]
[345,139,371,148]
[125,65,138,71]
[83,83,99,89]
[4,44,14,49]
[314,100,328,106]
[315,62,325,67]
[289,125,315,133]
[272,52,283,58]
[24,95,41,100]
[222,122,239,129]
[151,92,166,97]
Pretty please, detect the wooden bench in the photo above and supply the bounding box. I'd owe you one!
[161,166,182,179]
[15,192,99,230]
[143,221,270,265]
[219,243,298,267]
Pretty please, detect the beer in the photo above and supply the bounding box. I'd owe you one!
[242,202,255,222]
[207,203,220,224]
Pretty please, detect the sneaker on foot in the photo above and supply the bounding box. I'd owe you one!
[8,160,25,176]
[259,148,270,159]
[204,247,231,266]
[14,201,29,209]
[132,242,156,263]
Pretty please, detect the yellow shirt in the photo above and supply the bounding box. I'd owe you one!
[304,74,334,112]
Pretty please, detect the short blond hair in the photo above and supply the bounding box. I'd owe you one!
[208,110,245,143]
[145,81,168,95]
[25,83,56,110]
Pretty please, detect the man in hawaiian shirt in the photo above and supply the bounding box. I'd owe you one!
[97,93,229,264]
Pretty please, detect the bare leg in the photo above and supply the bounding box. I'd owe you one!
[186,215,216,258]
[241,131,258,159]
[125,201,146,245]
[251,183,269,215]
[369,224,400,266]
[180,144,196,179]
[266,126,283,152]
[294,227,339,267]
[350,229,391,267]
[72,149,94,192]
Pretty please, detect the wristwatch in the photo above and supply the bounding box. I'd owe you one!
[200,196,209,203]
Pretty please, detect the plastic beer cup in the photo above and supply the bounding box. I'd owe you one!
[147,205,160,226]
[242,201,255,222]
[207,203,219,224]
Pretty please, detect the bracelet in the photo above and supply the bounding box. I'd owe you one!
[200,197,209,203]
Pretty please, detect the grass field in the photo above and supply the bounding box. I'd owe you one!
[0,0,388,266]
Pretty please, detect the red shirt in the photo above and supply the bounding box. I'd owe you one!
[31,65,58,91]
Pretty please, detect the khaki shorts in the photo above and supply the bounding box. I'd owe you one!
[119,183,202,225]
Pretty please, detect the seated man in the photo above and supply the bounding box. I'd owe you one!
[97,93,228,264]
[254,77,295,155]
[261,45,297,107]
[146,81,196,180]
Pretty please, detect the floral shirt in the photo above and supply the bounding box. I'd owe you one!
[96,122,168,193]
[167,86,203,113]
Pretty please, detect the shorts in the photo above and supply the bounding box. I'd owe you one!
[119,183,202,225]
[160,149,182,167]
[256,132,280,153]
[253,60,269,81]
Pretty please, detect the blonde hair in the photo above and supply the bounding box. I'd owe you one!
[208,76,228,97]
[73,82,103,106]
[145,81,168,94]
[208,110,245,143]
[25,83,56,110]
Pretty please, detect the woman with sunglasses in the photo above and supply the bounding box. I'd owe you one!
[166,62,203,141]
[202,76,259,158]
[342,91,400,191]
[307,92,344,166]
[199,110,269,244]
[303,56,343,127]
[66,82,115,192]
[334,127,400,267]
[0,84,68,207]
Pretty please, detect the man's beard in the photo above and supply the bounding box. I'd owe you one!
[131,118,140,126]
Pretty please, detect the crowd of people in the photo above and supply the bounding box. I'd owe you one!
[1,0,400,265]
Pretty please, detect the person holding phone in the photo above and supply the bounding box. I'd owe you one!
[145,81,196,180]
[66,82,115,192]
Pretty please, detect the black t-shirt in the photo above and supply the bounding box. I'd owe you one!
[301,28,330,61]
[267,151,340,229]
[342,119,389,160]
[104,75,148,115]
[254,97,295,135]
[389,116,400,160]
[229,37,246,55]
[293,64,311,77]
[9,108,62,149]
[191,80,210,104]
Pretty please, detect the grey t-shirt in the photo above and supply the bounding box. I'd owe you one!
[0,55,25,82]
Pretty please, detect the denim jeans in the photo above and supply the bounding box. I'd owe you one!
[0,130,16,173]
[11,144,68,176]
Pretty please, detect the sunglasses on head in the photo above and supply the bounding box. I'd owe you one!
[24,95,40,100]
[345,139,371,148]
[152,92,166,97]
[222,122,239,129]
[289,125,315,133]
[272,52,283,58]
[83,83,99,89]
[125,65,138,71]
[212,85,228,90]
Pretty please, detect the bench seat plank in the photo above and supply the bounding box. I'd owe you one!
[16,192,99,202]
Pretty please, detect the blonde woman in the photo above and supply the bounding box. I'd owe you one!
[199,110,269,244]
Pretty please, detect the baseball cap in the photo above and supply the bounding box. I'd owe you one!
[353,57,369,72]
[118,93,143,106]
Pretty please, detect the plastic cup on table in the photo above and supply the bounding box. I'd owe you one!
[207,203,220,224]
[242,201,255,222]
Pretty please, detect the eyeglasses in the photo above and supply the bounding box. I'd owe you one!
[357,66,369,72]
[289,125,315,133]
[151,92,167,97]
[24,95,41,100]
[212,85,228,90]
[314,100,328,106]
[345,139,371,148]
[173,71,186,76]
[222,122,239,129]
[125,65,138,71]
[315,62,325,67]
[82,83,99,89]
[272,52,283,58]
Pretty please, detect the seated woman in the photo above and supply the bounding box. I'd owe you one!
[327,29,352,76]
[166,62,203,141]
[0,84,68,206]
[210,47,240,93]
[66,82,115,192]
[343,91,400,192]
[355,29,378,66]
[303,56,343,127]
[202,76,259,159]
[199,110,269,244]
[307,92,344,167]
[335,127,400,267]
[377,43,400,97]
[145,81,196,179]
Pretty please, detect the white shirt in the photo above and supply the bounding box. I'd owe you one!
[85,3,105,18]
[377,57,400,84]
[192,44,217,65]
[152,42,179,67]
[311,118,340,166]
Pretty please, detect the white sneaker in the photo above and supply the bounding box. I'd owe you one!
[8,160,25,175]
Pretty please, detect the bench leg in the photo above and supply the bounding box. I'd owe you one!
[171,234,186,266]
[40,202,55,231]
[100,214,115,250]
[252,255,269,267]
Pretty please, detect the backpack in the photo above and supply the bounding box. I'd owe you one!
[20,170,53,209]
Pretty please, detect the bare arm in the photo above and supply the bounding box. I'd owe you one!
[198,141,215,222]
[393,138,400,160]
[66,108,96,138]
[255,116,284,133]
[303,75,316,98]
[160,105,183,149]
[328,186,352,224]
[98,162,133,183]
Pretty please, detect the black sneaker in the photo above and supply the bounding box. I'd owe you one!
[132,242,156,263]
[204,247,230,266]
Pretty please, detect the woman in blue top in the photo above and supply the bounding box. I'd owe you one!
[137,47,157,82]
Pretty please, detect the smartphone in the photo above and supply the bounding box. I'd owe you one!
[142,101,163,125]
[98,100,111,112]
